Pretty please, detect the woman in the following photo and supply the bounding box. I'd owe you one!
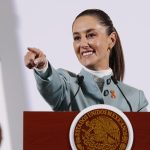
[24,9,148,112]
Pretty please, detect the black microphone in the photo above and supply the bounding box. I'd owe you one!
[67,75,84,110]
[111,76,133,112]
[77,75,84,85]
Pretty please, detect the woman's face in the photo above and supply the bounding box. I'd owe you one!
[72,15,116,70]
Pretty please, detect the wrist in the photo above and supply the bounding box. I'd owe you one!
[34,60,48,73]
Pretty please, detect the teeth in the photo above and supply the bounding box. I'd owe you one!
[82,51,93,56]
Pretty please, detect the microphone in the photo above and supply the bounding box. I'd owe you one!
[111,76,133,112]
[67,74,132,112]
[77,75,84,85]
[67,75,84,110]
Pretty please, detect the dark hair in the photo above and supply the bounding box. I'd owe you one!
[73,9,125,81]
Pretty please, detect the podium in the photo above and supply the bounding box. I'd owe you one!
[24,112,150,150]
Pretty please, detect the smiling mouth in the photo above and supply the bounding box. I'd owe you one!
[81,50,96,56]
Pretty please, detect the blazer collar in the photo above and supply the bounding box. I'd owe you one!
[79,68,113,83]
[79,68,113,99]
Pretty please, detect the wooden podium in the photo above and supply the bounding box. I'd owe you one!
[24,112,150,150]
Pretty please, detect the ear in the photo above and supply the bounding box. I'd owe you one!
[108,32,117,49]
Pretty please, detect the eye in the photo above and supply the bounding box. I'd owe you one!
[73,36,81,41]
[87,33,96,39]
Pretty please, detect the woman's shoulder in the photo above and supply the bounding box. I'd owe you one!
[117,81,146,98]
[57,68,77,78]
[117,81,148,112]
[117,81,140,92]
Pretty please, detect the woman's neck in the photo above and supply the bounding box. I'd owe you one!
[83,66,112,78]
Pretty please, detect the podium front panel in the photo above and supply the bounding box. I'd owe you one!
[24,112,150,150]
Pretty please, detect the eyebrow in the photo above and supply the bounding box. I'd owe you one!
[73,28,96,35]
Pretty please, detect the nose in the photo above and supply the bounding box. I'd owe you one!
[80,37,89,48]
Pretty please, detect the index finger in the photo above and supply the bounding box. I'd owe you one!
[27,47,41,56]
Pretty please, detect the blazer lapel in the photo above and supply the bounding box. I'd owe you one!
[79,68,104,103]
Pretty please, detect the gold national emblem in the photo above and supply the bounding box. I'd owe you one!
[74,109,129,150]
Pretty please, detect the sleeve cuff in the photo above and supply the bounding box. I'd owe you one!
[34,61,48,73]
[34,62,51,79]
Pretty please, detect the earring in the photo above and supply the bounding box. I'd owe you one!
[107,48,111,52]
